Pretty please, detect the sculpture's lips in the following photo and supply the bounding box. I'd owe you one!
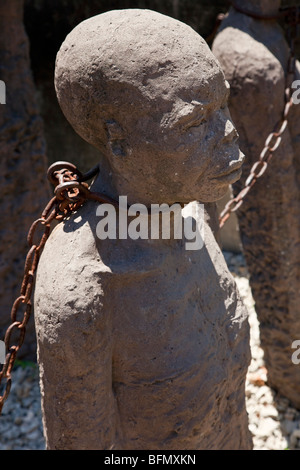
[211,161,243,183]
[216,166,243,184]
[212,152,245,184]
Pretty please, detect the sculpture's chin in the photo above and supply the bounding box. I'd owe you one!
[212,167,243,185]
[195,184,233,204]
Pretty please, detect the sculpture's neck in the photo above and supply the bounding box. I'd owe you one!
[118,203,184,243]
[117,202,203,249]
[232,0,281,18]
[91,171,203,247]
[90,157,119,203]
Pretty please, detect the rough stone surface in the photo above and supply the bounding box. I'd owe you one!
[0,0,50,359]
[212,0,300,409]
[34,10,251,450]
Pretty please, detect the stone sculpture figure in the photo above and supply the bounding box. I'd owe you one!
[34,9,252,450]
[213,0,300,409]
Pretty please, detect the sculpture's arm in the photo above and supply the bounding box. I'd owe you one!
[34,225,117,450]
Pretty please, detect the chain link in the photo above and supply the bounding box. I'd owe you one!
[219,7,299,228]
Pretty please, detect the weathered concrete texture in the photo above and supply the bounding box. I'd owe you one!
[0,0,50,359]
[35,10,251,449]
[213,0,300,408]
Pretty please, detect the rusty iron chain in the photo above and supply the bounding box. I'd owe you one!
[219,5,300,228]
[0,161,119,414]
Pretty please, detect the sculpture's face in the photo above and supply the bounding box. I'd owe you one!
[116,67,244,204]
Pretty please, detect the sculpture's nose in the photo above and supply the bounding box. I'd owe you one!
[215,108,239,144]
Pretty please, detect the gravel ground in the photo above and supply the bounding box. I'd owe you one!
[0,250,299,450]
[0,365,45,450]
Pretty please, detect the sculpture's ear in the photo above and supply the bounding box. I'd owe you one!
[105,119,127,158]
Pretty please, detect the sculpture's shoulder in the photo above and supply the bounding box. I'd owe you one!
[35,201,166,301]
[34,206,108,320]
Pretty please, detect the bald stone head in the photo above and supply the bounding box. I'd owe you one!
[55,9,244,205]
